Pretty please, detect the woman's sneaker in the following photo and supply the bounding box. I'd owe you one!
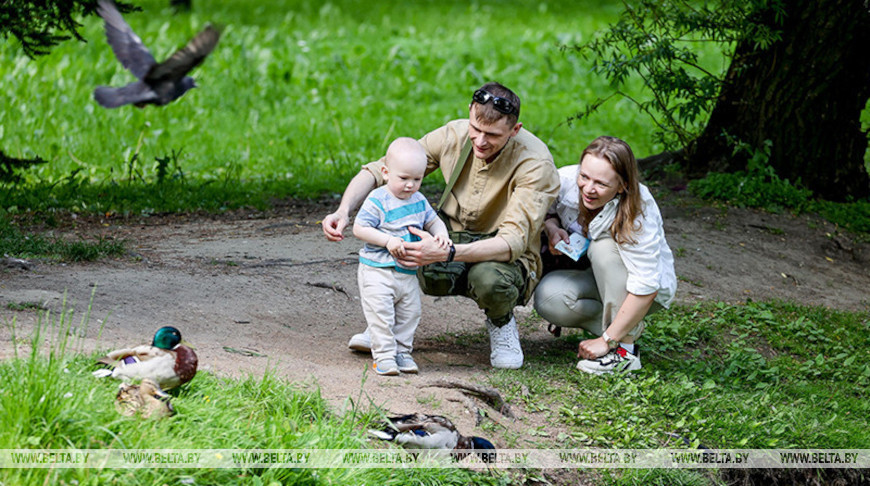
[576,346,641,375]
[373,357,399,376]
[396,353,419,374]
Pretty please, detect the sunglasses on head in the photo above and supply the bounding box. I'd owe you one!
[472,89,519,117]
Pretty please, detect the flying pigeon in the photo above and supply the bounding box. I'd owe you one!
[368,413,496,461]
[94,0,220,108]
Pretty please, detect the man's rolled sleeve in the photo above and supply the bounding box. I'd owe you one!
[496,162,560,263]
[360,156,387,187]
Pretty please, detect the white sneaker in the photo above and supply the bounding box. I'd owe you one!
[576,347,641,375]
[396,353,419,374]
[348,329,371,352]
[372,357,399,376]
[486,317,523,369]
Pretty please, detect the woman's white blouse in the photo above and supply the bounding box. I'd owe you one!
[551,165,677,308]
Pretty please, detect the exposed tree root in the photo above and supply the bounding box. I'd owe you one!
[423,379,516,419]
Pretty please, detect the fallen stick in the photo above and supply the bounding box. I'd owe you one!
[423,379,515,419]
[222,346,267,357]
[305,281,351,299]
[446,395,484,426]
[2,257,32,270]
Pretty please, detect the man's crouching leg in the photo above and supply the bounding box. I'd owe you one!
[467,262,527,369]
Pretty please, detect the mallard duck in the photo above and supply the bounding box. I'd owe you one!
[92,326,198,390]
[368,413,495,454]
[115,378,175,418]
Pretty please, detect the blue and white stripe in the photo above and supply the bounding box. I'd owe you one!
[357,186,438,273]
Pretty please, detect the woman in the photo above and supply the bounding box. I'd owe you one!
[534,136,676,374]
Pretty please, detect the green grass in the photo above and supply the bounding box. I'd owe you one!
[4,0,866,233]
[689,173,870,238]
[0,0,669,196]
[491,300,870,484]
[3,2,869,483]
[813,199,870,235]
[687,161,870,236]
[1,176,297,215]
[0,213,125,261]
[2,279,869,485]
[1,306,508,486]
[522,301,870,450]
[5,302,47,312]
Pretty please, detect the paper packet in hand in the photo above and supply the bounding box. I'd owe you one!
[554,232,590,261]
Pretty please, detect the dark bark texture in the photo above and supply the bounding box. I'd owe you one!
[170,0,192,12]
[687,0,870,201]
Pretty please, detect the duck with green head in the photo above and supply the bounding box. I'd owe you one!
[93,326,198,390]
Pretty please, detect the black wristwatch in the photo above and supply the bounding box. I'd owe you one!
[446,244,456,263]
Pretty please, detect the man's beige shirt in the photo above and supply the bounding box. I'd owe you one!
[362,119,559,299]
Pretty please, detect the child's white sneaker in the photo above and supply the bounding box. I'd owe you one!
[396,353,419,374]
[348,329,372,352]
[372,357,399,376]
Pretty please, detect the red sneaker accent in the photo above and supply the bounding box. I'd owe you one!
[617,347,628,358]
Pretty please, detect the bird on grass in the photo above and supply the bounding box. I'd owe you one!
[94,0,221,108]
[368,413,496,460]
[93,326,198,390]
[115,378,175,418]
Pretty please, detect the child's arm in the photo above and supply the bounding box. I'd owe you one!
[353,221,406,257]
[423,218,452,249]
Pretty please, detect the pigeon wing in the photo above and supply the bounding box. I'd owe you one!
[97,0,156,80]
[146,25,221,83]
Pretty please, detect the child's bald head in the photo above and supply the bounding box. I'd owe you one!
[382,137,428,200]
[386,137,427,174]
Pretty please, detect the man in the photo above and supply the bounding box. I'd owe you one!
[322,82,559,369]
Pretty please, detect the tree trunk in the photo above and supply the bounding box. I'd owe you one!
[686,0,870,201]
[170,0,191,12]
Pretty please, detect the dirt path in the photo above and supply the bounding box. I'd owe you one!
[1,193,868,450]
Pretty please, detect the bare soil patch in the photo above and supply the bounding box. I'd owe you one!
[2,192,868,458]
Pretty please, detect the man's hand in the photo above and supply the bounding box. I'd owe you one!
[322,170,378,242]
[578,337,609,360]
[397,226,450,267]
[322,212,348,242]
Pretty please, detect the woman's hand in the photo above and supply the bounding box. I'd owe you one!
[544,217,569,255]
[578,337,609,360]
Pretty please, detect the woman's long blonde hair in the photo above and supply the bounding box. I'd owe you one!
[578,136,643,245]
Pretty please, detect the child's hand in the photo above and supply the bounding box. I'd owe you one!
[433,234,453,249]
[386,236,406,258]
